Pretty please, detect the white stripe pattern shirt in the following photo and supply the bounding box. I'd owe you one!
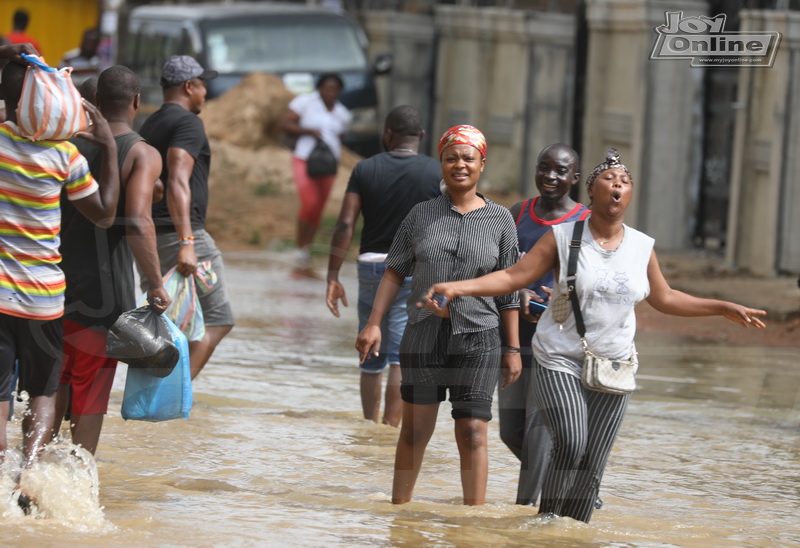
[386,192,520,334]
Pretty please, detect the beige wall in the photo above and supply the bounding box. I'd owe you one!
[582,0,706,248]
[728,10,800,275]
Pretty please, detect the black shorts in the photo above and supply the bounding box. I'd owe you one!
[0,314,63,401]
[399,317,500,421]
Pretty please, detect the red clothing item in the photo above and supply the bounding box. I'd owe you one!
[5,31,43,59]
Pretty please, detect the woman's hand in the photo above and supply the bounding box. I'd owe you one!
[356,324,382,364]
[418,282,459,312]
[520,287,550,323]
[500,352,522,389]
[722,304,767,328]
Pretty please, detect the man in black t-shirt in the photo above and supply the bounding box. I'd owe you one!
[325,106,440,426]
[139,55,234,380]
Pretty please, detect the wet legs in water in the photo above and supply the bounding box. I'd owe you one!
[189,324,233,380]
[392,402,489,505]
[360,363,402,427]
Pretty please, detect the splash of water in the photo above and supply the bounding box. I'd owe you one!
[2,442,113,531]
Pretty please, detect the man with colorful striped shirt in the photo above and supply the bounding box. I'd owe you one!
[0,46,120,481]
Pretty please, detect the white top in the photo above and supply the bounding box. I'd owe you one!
[532,220,655,378]
[288,91,351,161]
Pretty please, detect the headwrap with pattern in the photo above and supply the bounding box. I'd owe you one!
[585,148,632,191]
[437,125,487,159]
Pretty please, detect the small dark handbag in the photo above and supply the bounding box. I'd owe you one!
[306,138,338,177]
[566,221,638,395]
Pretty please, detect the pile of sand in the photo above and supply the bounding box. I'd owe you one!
[201,72,361,249]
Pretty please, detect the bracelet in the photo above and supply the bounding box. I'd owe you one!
[502,345,520,354]
[179,235,195,246]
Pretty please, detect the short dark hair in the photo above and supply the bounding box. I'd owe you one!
[78,75,99,104]
[315,72,343,91]
[385,105,423,136]
[13,9,29,31]
[97,65,140,108]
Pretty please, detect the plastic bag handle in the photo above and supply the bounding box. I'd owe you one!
[21,53,57,72]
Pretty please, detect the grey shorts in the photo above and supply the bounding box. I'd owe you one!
[143,229,235,327]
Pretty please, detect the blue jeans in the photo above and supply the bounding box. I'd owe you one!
[357,261,411,373]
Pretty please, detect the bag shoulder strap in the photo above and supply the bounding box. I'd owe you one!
[567,220,586,338]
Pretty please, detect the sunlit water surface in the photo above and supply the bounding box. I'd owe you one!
[1,251,798,547]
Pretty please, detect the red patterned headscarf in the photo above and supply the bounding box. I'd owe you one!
[437,125,487,159]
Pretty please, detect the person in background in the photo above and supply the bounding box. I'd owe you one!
[139,55,235,380]
[500,143,590,506]
[6,10,42,59]
[356,125,522,506]
[53,65,170,455]
[58,28,101,87]
[0,43,119,510]
[281,73,351,278]
[421,148,766,522]
[326,105,440,427]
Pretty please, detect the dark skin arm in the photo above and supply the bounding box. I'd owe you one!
[124,141,170,313]
[326,192,361,317]
[0,43,40,63]
[70,100,120,228]
[165,147,197,276]
[644,249,766,326]
[499,308,522,389]
[281,109,321,140]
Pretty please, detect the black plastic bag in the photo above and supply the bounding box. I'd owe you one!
[306,138,337,177]
[106,306,179,378]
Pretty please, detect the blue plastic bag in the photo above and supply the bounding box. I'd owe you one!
[121,316,193,422]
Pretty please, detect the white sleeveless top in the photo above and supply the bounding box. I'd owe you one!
[532,219,655,378]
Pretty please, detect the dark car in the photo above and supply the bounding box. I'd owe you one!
[123,1,392,156]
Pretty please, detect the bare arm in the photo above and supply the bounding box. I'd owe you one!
[355,266,405,362]
[165,147,197,276]
[71,100,120,228]
[326,192,361,317]
[0,43,40,63]
[280,109,320,139]
[125,142,170,313]
[422,230,560,308]
[499,308,522,389]
[645,249,766,328]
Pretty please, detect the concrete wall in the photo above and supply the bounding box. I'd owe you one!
[582,0,706,248]
[362,6,576,194]
[727,10,800,275]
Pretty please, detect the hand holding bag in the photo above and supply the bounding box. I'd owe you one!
[17,54,89,141]
[306,138,337,177]
[121,315,193,422]
[566,221,638,395]
[162,266,206,342]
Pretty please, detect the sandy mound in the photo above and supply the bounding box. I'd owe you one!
[201,73,361,249]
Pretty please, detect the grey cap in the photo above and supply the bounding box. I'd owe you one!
[160,55,218,87]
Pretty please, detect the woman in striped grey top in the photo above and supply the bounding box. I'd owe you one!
[422,148,766,522]
[356,125,522,506]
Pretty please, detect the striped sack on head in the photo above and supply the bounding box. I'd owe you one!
[17,55,89,141]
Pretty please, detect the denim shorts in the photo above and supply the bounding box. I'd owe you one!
[357,261,411,373]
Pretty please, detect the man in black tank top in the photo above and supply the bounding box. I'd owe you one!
[54,66,170,455]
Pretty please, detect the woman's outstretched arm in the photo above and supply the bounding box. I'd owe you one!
[422,230,559,308]
[645,249,766,328]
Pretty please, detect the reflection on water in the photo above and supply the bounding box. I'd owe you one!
[1,251,798,547]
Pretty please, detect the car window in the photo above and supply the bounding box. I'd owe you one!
[202,15,366,74]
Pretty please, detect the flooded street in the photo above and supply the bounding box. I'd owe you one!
[1,250,798,547]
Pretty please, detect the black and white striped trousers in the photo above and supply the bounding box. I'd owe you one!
[533,361,630,523]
